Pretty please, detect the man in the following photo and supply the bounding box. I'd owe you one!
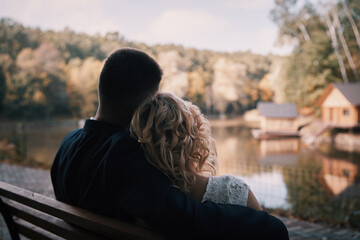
[51,48,289,239]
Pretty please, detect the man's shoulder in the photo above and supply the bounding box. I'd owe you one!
[64,128,83,140]
[57,128,83,148]
[60,127,138,153]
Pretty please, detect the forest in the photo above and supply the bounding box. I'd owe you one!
[0,0,359,120]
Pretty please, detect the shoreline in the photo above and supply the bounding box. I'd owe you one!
[209,117,244,127]
[300,120,360,153]
[209,117,260,128]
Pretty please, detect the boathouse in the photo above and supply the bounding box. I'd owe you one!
[316,83,360,127]
[257,102,298,134]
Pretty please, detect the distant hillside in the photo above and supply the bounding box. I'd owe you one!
[0,17,282,120]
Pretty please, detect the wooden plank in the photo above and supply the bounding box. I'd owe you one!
[3,199,107,240]
[0,198,20,240]
[0,181,165,240]
[14,218,64,240]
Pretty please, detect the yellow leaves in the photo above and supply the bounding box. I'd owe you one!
[33,90,45,103]
[16,48,35,72]
[188,70,206,99]
[16,42,65,78]
[0,54,13,71]
[65,57,104,117]
[66,57,103,90]
[41,75,51,87]
[259,73,274,101]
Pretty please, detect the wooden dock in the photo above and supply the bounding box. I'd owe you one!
[251,129,299,139]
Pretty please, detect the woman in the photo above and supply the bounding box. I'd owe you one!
[131,92,261,210]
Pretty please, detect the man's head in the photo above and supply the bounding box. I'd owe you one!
[96,48,163,126]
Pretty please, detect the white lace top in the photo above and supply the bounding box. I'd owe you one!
[201,174,249,206]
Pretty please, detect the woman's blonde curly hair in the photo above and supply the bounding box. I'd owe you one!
[130,92,216,194]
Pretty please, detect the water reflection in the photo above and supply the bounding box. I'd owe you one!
[213,126,290,209]
[319,154,359,197]
[0,121,78,168]
[242,171,289,209]
[1,120,359,225]
[259,138,299,166]
[212,124,360,225]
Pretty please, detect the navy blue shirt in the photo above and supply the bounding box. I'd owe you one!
[51,119,289,239]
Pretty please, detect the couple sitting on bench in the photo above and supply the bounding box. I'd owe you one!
[50,48,289,239]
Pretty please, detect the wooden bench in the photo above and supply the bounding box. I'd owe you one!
[0,181,165,240]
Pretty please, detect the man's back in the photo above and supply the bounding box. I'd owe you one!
[51,119,289,239]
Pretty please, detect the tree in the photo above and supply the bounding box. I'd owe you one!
[0,18,30,58]
[270,0,360,108]
[4,42,69,119]
[157,50,189,98]
[258,74,275,102]
[341,0,360,49]
[187,67,209,109]
[0,67,5,114]
[331,4,359,81]
[0,17,281,119]
[212,57,247,116]
[65,57,103,117]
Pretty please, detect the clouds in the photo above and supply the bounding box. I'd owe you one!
[221,0,273,10]
[133,7,292,55]
[0,0,293,55]
[242,28,294,55]
[136,9,228,46]
[1,0,123,35]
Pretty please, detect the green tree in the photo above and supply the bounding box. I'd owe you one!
[271,0,360,108]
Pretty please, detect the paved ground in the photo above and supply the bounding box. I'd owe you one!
[0,163,359,240]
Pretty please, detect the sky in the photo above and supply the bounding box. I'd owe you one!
[1,0,295,55]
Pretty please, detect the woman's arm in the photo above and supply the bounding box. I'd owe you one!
[247,189,262,210]
[190,174,209,202]
[192,174,262,211]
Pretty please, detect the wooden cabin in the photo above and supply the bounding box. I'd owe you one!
[256,102,298,137]
[316,83,360,127]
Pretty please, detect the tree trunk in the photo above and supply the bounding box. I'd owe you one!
[299,23,311,41]
[332,5,360,82]
[341,0,360,49]
[322,7,349,83]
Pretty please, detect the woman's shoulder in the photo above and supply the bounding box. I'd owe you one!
[209,174,248,186]
[203,174,249,206]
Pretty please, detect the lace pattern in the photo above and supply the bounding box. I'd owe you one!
[201,174,249,206]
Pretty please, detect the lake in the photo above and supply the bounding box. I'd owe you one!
[1,119,359,226]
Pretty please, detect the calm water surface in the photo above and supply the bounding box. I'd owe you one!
[212,124,360,225]
[1,120,359,225]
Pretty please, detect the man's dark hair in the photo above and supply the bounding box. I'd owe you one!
[99,48,163,107]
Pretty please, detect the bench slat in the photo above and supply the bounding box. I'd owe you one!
[0,181,165,240]
[0,198,21,240]
[14,218,64,240]
[3,198,108,240]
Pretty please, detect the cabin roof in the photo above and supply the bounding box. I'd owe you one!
[316,83,360,106]
[334,83,360,105]
[258,102,298,118]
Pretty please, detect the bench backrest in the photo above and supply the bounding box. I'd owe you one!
[0,181,165,240]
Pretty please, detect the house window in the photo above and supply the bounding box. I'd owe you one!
[343,109,350,116]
